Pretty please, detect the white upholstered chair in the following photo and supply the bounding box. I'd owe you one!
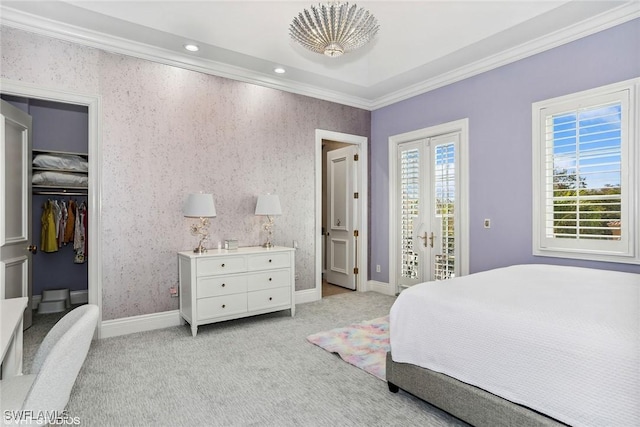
[0,304,98,424]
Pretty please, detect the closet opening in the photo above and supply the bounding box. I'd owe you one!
[1,94,89,336]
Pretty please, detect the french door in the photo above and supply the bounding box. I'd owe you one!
[396,132,458,290]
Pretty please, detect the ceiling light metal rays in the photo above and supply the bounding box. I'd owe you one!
[289,2,379,58]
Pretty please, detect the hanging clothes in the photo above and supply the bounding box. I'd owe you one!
[51,200,62,242]
[40,197,87,261]
[74,202,86,264]
[64,199,75,243]
[57,200,68,248]
[40,200,58,253]
[82,202,88,257]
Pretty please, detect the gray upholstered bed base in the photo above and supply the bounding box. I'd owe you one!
[386,352,566,427]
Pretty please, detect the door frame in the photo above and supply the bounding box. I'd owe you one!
[1,78,103,337]
[388,119,470,293]
[314,129,368,301]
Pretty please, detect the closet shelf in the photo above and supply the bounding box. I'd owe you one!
[33,186,87,196]
[33,190,87,196]
[33,167,88,174]
[32,149,89,195]
[32,148,88,157]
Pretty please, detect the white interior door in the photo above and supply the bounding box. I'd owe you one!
[1,100,33,329]
[396,133,458,291]
[325,145,358,290]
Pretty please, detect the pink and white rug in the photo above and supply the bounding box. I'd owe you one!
[306,315,389,380]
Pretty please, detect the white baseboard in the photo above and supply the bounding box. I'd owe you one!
[100,289,319,339]
[92,285,390,339]
[295,288,319,304]
[32,290,89,310]
[367,280,395,296]
[100,310,181,339]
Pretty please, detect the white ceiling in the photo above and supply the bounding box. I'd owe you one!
[1,1,638,110]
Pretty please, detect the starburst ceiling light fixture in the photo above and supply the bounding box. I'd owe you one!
[289,1,379,58]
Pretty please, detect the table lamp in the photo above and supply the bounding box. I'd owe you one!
[183,193,216,253]
[255,194,282,248]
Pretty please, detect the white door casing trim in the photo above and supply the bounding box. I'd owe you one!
[1,78,103,337]
[388,119,470,293]
[315,129,368,302]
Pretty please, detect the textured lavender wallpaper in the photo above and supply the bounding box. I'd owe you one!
[370,19,640,282]
[1,26,370,320]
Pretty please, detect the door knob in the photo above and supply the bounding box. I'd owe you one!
[418,232,428,248]
[27,245,37,254]
[417,232,435,248]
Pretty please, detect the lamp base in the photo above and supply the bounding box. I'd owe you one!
[193,241,208,254]
[262,242,273,248]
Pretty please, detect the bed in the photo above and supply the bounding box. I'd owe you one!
[386,264,639,427]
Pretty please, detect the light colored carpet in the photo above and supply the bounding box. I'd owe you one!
[24,292,468,427]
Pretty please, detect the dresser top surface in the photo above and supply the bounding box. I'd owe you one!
[178,246,295,258]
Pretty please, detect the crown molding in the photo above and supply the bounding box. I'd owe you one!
[370,2,640,110]
[1,2,638,112]
[0,6,373,110]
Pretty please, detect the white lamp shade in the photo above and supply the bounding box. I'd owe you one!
[255,194,282,216]
[183,193,216,217]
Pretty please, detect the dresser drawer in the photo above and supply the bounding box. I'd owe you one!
[248,286,291,311]
[197,294,247,320]
[197,256,246,276]
[247,252,290,271]
[246,269,291,291]
[197,275,247,298]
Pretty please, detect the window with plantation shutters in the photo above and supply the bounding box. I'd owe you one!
[533,79,639,264]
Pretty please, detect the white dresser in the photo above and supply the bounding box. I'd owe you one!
[178,246,295,337]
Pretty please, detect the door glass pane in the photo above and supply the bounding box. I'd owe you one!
[400,148,420,280]
[434,142,455,280]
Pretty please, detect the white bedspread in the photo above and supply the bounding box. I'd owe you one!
[389,264,639,427]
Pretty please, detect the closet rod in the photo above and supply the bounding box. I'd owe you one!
[33,191,87,196]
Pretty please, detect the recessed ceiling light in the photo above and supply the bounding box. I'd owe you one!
[184,44,199,52]
[274,67,286,74]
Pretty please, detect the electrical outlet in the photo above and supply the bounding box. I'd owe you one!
[376,264,381,273]
[170,286,179,297]
[484,219,491,229]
